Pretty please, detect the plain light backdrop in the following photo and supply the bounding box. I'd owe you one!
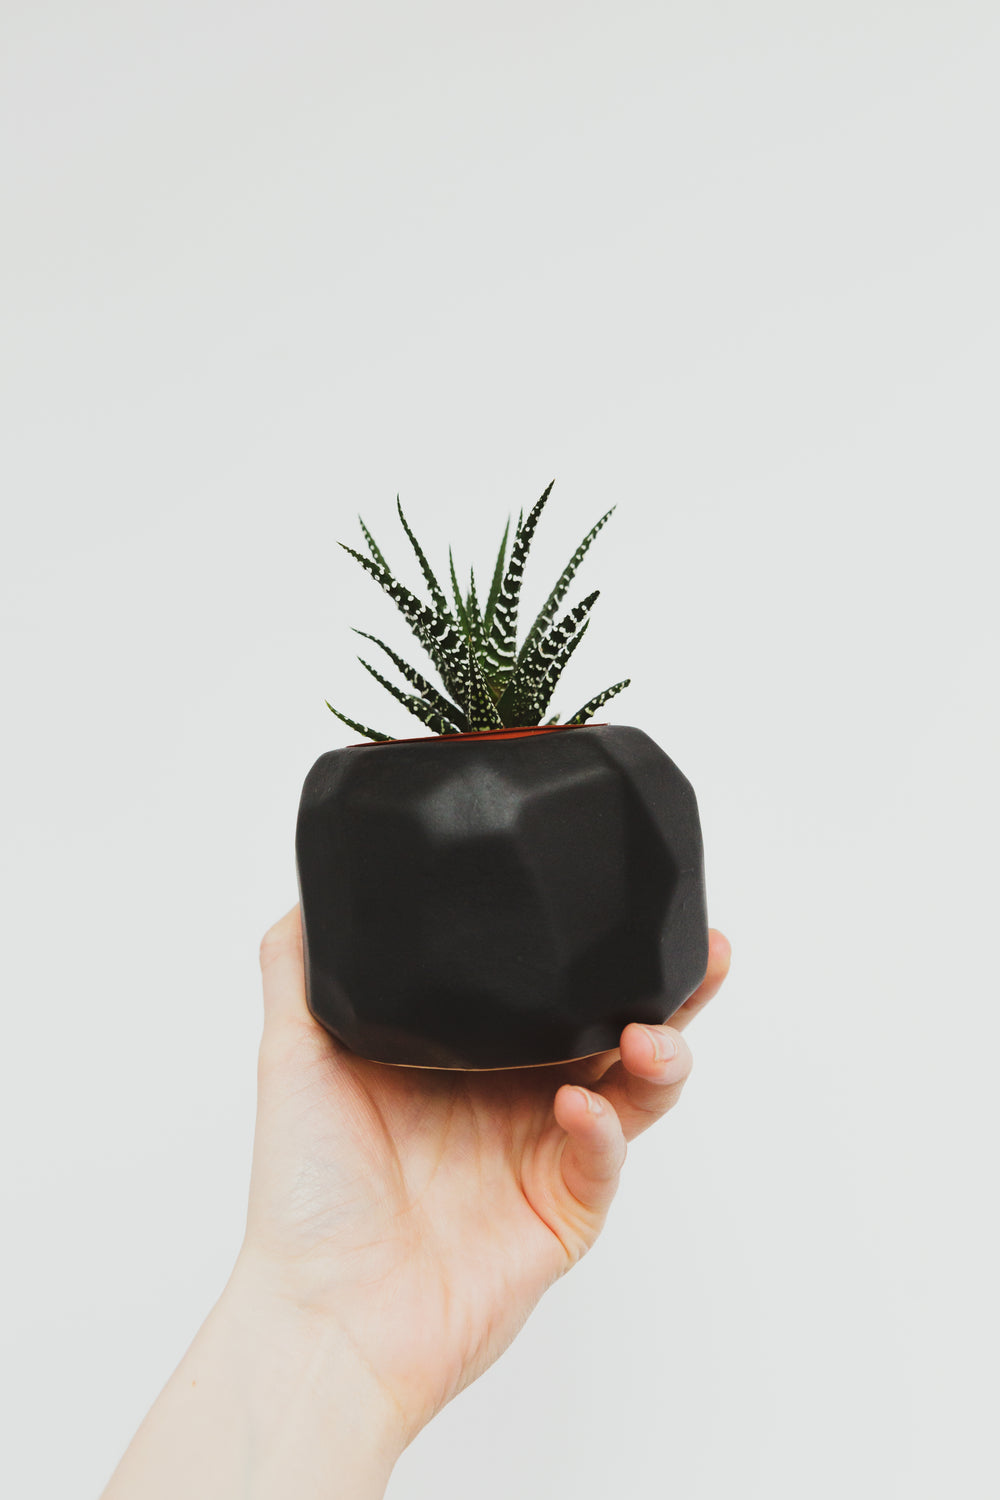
[2,2,997,1496]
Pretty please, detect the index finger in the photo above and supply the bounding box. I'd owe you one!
[568,927,732,1088]
[666,929,732,1032]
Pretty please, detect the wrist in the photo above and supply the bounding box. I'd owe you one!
[220,1251,413,1478]
[102,1251,410,1500]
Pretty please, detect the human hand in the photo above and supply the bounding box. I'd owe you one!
[239,905,732,1447]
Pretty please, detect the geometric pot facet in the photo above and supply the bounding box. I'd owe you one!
[294,722,708,1069]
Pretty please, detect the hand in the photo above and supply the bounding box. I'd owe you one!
[240,905,732,1445]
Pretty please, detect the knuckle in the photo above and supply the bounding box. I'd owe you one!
[672,1034,694,1079]
[634,1089,665,1119]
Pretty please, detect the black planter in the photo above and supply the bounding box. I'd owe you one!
[294,722,708,1069]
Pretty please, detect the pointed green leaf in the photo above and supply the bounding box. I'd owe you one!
[396,496,454,623]
[506,616,591,724]
[483,479,555,684]
[463,638,504,731]
[351,630,470,731]
[357,658,464,735]
[517,506,616,670]
[566,679,632,725]
[358,515,390,571]
[534,618,590,719]
[466,564,486,665]
[482,515,511,642]
[338,542,469,704]
[499,589,600,723]
[324,701,393,742]
[449,547,472,639]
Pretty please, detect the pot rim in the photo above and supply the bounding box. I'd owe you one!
[346,721,610,750]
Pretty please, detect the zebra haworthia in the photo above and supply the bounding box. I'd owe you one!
[325,484,632,739]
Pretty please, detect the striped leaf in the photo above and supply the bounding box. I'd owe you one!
[336,485,631,739]
[338,543,469,704]
[357,658,464,735]
[466,565,486,665]
[358,515,390,571]
[396,496,455,624]
[482,515,511,642]
[506,616,591,725]
[566,679,632,725]
[483,479,555,683]
[448,547,472,639]
[534,618,591,720]
[517,506,616,670]
[352,630,470,731]
[499,590,600,723]
[464,638,505,730]
[325,701,392,742]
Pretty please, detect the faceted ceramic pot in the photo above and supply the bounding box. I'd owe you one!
[294,722,708,1069]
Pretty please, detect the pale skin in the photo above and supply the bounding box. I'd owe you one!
[101,907,732,1499]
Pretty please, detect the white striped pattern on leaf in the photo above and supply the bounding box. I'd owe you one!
[338,543,470,703]
[566,679,632,724]
[516,506,616,671]
[466,566,486,662]
[325,701,392,741]
[463,638,504,730]
[358,515,390,572]
[532,617,591,721]
[499,590,599,723]
[482,515,511,642]
[352,632,470,730]
[506,617,591,725]
[357,658,464,735]
[448,547,472,639]
[396,497,455,625]
[483,480,554,683]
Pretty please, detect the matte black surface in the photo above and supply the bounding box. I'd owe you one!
[295,724,708,1069]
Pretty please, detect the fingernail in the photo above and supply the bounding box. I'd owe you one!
[576,1086,602,1114]
[643,1026,677,1064]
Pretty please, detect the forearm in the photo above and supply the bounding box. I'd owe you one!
[100,1255,408,1500]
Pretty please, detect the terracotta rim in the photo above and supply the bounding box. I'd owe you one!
[350,721,609,749]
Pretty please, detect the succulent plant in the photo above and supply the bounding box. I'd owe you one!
[325,480,631,741]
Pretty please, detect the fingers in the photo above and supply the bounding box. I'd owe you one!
[666,929,732,1033]
[566,928,732,1093]
[590,1023,695,1143]
[258,905,310,1032]
[567,929,732,1143]
[552,1083,628,1217]
[585,929,730,1139]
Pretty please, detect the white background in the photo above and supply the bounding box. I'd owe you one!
[2,2,998,1496]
